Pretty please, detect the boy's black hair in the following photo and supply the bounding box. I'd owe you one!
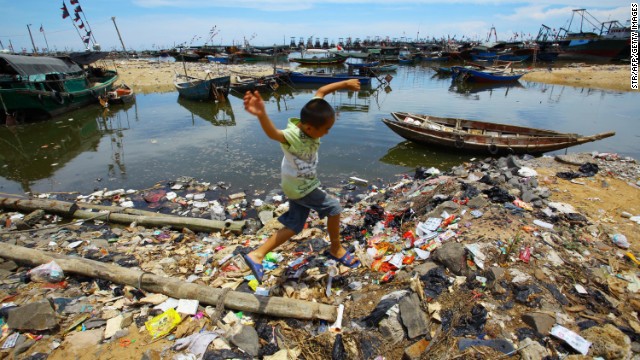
[300,98,335,127]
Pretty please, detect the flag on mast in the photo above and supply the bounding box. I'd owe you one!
[40,24,44,32]
[70,0,79,4]
[61,2,70,19]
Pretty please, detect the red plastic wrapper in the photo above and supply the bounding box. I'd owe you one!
[380,271,395,283]
[519,247,531,263]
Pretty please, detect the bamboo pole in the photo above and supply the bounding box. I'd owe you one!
[0,196,244,233]
[0,243,337,321]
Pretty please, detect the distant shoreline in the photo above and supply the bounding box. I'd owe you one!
[110,60,636,94]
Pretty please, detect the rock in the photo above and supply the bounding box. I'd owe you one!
[104,314,125,338]
[399,293,429,339]
[63,329,103,355]
[228,324,260,357]
[258,210,274,225]
[404,338,430,360]
[141,350,162,360]
[433,242,468,276]
[7,300,59,331]
[0,260,18,271]
[0,268,12,279]
[379,312,405,344]
[84,318,107,330]
[522,312,556,335]
[411,261,439,277]
[13,339,35,358]
[581,324,631,360]
[486,267,505,288]
[457,338,515,354]
[519,338,549,360]
[23,209,46,226]
[467,196,488,209]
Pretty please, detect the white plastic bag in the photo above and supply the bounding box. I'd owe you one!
[29,260,65,283]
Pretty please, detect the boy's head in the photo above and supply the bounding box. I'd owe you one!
[299,98,335,138]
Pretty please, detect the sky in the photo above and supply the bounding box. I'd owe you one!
[0,0,632,53]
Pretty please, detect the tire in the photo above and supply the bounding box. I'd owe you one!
[454,135,465,148]
[488,143,499,155]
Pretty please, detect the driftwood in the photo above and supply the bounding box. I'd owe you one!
[0,196,244,233]
[0,243,337,322]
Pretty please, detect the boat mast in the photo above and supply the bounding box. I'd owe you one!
[111,16,128,58]
[40,25,51,54]
[26,24,38,55]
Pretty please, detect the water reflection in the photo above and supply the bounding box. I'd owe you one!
[379,140,474,169]
[449,80,524,97]
[177,98,236,126]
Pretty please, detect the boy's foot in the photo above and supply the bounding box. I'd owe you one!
[324,250,361,269]
[243,253,264,283]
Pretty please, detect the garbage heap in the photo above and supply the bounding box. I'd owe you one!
[1,152,639,360]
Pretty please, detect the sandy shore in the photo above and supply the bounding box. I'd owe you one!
[522,64,636,92]
[110,60,276,94]
[109,60,637,94]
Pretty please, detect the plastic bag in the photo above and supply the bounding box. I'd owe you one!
[145,308,182,339]
[29,261,65,283]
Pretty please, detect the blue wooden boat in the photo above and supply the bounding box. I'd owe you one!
[283,70,372,85]
[471,53,530,62]
[369,64,398,72]
[174,74,231,100]
[347,61,379,68]
[422,56,450,62]
[451,66,526,83]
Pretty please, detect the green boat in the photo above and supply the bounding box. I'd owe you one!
[0,53,118,123]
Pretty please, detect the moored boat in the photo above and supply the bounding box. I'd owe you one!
[0,53,118,123]
[106,84,135,104]
[382,112,615,154]
[289,49,348,65]
[282,69,372,85]
[451,65,526,83]
[174,74,231,101]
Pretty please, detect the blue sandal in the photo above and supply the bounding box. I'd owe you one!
[325,250,361,269]
[243,254,264,283]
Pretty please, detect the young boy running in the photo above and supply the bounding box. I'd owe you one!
[242,79,362,283]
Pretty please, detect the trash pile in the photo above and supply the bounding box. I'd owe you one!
[1,152,639,359]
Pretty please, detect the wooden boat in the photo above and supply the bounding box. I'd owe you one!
[451,65,526,83]
[470,53,530,62]
[289,49,348,65]
[347,60,379,68]
[282,70,372,85]
[369,64,398,72]
[106,84,135,104]
[0,53,118,123]
[174,74,230,101]
[382,111,615,155]
[229,74,281,93]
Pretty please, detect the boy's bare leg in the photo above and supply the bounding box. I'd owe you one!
[327,214,347,258]
[247,227,296,263]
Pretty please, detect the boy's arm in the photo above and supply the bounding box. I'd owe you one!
[314,79,361,98]
[243,91,286,143]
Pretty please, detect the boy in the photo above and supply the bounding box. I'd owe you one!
[242,79,362,283]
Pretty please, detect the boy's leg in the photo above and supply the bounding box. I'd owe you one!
[246,227,296,263]
[326,213,347,259]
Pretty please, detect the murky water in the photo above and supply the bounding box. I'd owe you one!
[1,63,638,195]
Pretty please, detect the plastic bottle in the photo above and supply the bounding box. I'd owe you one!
[611,233,630,249]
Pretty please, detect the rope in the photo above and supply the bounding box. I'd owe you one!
[209,287,231,323]
[137,271,155,290]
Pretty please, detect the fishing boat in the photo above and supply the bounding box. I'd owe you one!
[382,112,615,155]
[346,60,380,68]
[369,64,398,72]
[451,65,526,83]
[0,53,118,123]
[281,69,372,85]
[174,74,231,101]
[229,74,282,93]
[106,84,134,104]
[289,49,348,65]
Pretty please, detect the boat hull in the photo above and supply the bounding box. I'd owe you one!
[451,66,525,83]
[286,71,372,85]
[175,75,231,101]
[382,112,615,155]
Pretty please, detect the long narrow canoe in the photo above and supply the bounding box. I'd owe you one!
[382,111,615,155]
[451,66,526,83]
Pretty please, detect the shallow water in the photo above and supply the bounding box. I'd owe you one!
[1,63,638,195]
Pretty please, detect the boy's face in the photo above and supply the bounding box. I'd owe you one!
[303,116,335,139]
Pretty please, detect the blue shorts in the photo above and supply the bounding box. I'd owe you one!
[278,188,342,234]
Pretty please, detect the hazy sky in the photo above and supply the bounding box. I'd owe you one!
[0,0,632,52]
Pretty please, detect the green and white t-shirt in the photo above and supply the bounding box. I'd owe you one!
[280,118,321,199]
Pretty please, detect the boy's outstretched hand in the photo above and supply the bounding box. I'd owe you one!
[243,90,266,118]
[343,79,361,91]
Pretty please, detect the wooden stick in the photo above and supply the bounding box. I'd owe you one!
[0,196,244,233]
[0,243,337,322]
